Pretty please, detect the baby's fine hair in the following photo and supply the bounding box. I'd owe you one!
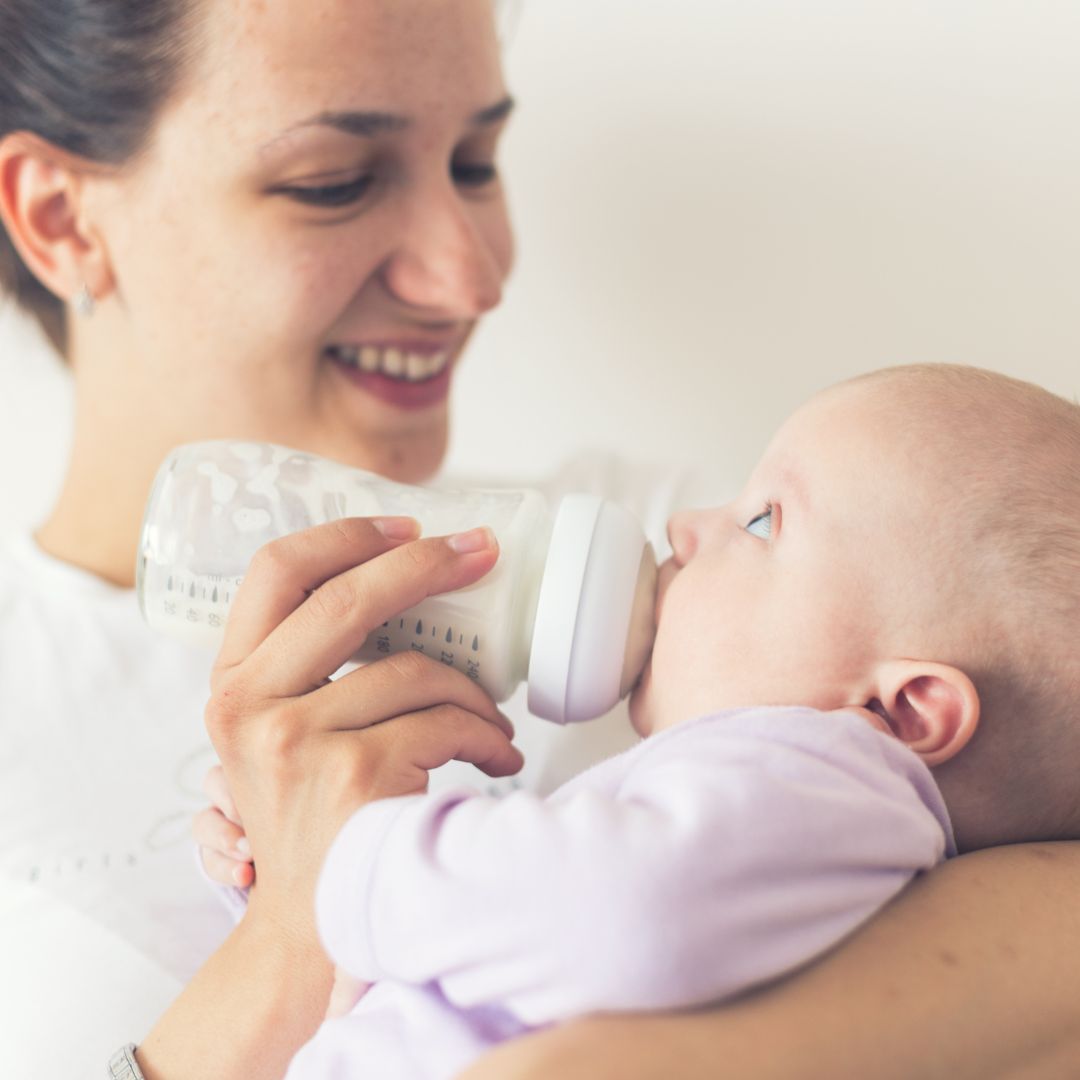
[854,364,1080,843]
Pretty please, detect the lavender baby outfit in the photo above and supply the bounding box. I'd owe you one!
[286,706,954,1079]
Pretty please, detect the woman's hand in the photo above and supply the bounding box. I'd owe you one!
[139,516,522,1080]
[203,515,524,945]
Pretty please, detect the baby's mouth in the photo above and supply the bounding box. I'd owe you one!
[325,344,451,384]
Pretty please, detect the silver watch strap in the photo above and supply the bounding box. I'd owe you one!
[107,1043,146,1080]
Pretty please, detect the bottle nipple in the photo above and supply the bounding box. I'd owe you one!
[527,495,657,724]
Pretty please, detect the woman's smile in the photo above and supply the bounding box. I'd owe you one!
[325,343,460,410]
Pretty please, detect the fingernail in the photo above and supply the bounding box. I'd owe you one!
[447,526,497,554]
[233,864,249,886]
[373,516,420,540]
[235,837,251,857]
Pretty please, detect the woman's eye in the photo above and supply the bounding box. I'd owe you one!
[452,161,498,188]
[745,505,773,540]
[277,175,373,208]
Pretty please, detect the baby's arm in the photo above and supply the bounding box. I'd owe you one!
[316,708,950,1027]
[457,841,1080,1080]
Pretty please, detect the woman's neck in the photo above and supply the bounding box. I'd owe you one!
[35,427,160,589]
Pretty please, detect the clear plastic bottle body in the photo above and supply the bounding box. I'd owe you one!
[137,441,551,701]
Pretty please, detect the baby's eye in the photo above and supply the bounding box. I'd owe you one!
[745,505,773,540]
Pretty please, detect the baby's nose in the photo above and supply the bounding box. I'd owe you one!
[666,509,707,565]
[667,506,733,566]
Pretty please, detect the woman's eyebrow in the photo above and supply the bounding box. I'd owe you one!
[471,95,515,127]
[259,96,515,156]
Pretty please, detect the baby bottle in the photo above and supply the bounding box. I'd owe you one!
[136,441,658,724]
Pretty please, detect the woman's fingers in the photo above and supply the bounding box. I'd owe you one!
[303,651,514,738]
[239,530,500,699]
[214,516,421,675]
[368,704,525,780]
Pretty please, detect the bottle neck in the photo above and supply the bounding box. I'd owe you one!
[512,516,556,683]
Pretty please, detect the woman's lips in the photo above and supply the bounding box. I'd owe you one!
[326,343,458,410]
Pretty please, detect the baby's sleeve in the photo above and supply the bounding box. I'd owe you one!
[314,709,950,1027]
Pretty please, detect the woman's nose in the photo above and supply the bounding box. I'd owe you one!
[381,186,508,318]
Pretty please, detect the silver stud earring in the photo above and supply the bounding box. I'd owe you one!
[73,283,95,319]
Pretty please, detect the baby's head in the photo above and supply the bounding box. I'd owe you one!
[630,364,1080,852]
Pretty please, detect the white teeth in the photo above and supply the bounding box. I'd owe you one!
[329,345,451,383]
[406,353,428,381]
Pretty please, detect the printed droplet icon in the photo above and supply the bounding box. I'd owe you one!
[472,635,480,651]
[212,587,219,603]
[446,628,453,643]
[416,620,424,635]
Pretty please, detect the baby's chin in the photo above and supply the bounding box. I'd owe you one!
[627,666,655,738]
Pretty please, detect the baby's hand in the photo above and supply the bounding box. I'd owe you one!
[194,763,255,889]
[326,967,371,1020]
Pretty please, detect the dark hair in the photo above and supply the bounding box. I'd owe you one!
[0,0,203,354]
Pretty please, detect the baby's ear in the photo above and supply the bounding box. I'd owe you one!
[868,661,980,766]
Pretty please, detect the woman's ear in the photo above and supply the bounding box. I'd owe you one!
[0,132,109,305]
[867,660,980,766]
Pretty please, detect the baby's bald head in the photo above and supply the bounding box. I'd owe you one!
[840,365,1080,845]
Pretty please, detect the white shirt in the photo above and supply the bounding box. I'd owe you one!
[0,533,236,1072]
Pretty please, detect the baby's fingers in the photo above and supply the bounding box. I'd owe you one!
[200,846,256,889]
[193,805,254,888]
[202,764,242,826]
[325,968,371,1020]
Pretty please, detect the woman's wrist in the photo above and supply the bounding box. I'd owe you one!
[135,910,332,1080]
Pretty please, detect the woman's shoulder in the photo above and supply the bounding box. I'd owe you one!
[0,531,139,664]
[0,530,116,602]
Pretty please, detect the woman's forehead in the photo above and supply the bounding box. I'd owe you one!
[190,0,505,121]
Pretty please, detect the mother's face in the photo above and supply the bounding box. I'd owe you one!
[91,0,514,481]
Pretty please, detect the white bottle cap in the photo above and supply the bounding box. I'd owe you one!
[527,495,658,724]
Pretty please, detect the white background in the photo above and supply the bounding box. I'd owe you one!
[2,0,1079,530]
